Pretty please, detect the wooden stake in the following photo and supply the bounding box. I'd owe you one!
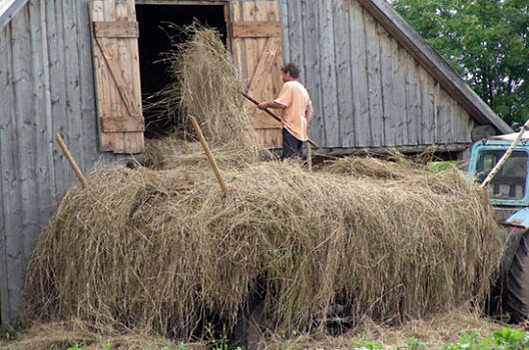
[189,116,228,196]
[306,133,312,171]
[481,118,529,188]
[56,133,88,188]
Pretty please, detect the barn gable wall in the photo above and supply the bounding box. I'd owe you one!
[280,0,475,149]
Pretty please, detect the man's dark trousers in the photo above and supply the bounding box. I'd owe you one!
[282,128,304,159]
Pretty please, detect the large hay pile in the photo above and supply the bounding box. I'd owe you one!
[23,26,501,342]
[25,159,500,338]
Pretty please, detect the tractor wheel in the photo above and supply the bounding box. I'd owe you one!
[503,229,529,322]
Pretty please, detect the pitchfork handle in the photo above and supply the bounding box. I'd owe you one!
[240,92,319,149]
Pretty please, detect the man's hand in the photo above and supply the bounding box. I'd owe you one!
[257,102,268,110]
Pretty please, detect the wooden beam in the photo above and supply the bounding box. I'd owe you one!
[230,21,281,38]
[100,116,145,132]
[316,143,472,157]
[93,21,139,38]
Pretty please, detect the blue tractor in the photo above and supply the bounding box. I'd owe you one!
[468,131,529,321]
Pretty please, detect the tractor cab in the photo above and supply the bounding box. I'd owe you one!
[468,131,529,225]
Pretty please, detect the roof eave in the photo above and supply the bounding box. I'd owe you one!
[357,0,512,135]
[0,0,28,32]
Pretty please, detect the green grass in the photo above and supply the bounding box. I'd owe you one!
[428,160,457,172]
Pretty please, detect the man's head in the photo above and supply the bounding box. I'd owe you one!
[281,63,300,82]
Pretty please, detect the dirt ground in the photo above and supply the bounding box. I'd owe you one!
[1,308,525,350]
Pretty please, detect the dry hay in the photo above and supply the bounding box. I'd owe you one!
[2,309,513,350]
[24,158,501,340]
[258,308,511,349]
[143,25,261,170]
[0,320,206,350]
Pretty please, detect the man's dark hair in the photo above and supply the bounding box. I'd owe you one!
[282,63,300,79]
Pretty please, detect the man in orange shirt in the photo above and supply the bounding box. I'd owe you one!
[258,63,313,159]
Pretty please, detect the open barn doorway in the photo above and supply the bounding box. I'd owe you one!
[135,2,228,138]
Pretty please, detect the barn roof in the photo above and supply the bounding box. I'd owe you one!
[0,0,27,31]
[358,0,512,134]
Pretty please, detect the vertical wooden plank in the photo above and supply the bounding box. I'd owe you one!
[27,0,53,261]
[116,0,144,153]
[102,0,126,152]
[285,0,302,81]
[405,56,420,145]
[433,81,440,143]
[242,2,260,88]
[8,8,33,321]
[37,0,57,208]
[334,0,354,147]
[13,3,39,294]
[301,0,324,146]
[349,0,369,147]
[393,45,408,145]
[0,24,21,324]
[455,103,472,142]
[265,2,283,101]
[379,31,395,146]
[363,9,384,146]
[319,0,339,147]
[229,2,247,88]
[419,65,435,144]
[75,0,102,168]
[278,0,289,64]
[0,26,7,323]
[46,0,70,197]
[61,0,84,183]
[436,88,450,144]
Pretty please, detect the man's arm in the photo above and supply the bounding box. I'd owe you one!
[257,101,287,110]
[305,102,313,123]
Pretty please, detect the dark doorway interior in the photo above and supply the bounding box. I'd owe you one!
[136,4,227,138]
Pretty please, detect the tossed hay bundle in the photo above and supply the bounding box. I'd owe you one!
[143,25,260,169]
[25,159,500,339]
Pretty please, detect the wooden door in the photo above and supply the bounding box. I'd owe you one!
[89,0,144,153]
[228,1,283,148]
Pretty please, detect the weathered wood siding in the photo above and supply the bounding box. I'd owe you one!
[279,0,475,148]
[0,0,121,322]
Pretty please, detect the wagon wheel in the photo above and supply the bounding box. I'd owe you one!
[503,230,529,322]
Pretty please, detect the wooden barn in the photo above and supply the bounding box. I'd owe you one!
[0,0,511,323]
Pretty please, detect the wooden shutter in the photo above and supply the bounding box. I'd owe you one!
[229,1,283,148]
[89,0,144,153]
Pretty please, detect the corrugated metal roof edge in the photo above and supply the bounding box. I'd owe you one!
[0,0,28,31]
[359,0,513,135]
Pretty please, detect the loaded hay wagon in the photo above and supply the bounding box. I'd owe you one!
[0,0,515,339]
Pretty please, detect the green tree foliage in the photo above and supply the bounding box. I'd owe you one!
[391,0,529,125]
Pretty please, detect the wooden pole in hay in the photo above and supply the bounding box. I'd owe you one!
[306,132,312,171]
[481,117,529,188]
[189,115,228,196]
[56,133,88,188]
